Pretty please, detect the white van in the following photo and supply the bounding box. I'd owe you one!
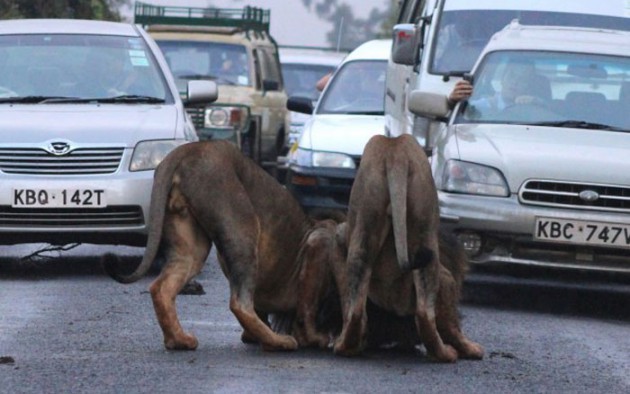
[385,0,630,146]
[408,23,630,274]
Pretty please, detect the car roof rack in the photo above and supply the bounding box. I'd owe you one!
[134,1,270,33]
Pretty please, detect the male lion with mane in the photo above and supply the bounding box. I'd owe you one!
[103,140,328,351]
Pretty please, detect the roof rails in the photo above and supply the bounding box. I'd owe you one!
[134,1,270,33]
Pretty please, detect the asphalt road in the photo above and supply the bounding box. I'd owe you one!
[1,244,629,394]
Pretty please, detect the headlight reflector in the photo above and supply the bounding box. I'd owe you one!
[204,106,247,130]
[442,160,509,196]
[130,140,189,172]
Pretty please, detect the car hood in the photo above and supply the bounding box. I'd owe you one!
[0,104,179,145]
[452,123,630,191]
[301,114,385,155]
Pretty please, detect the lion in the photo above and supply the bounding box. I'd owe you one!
[289,220,484,360]
[330,134,463,362]
[103,140,329,351]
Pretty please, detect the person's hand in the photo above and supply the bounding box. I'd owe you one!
[448,80,473,107]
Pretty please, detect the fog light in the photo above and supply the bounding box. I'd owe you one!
[456,231,482,257]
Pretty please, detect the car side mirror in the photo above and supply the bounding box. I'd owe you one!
[185,80,218,105]
[391,23,420,66]
[287,96,314,115]
[262,79,280,91]
[408,91,450,119]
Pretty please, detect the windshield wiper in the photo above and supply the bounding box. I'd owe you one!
[343,111,384,116]
[90,95,165,104]
[531,120,625,131]
[0,96,69,104]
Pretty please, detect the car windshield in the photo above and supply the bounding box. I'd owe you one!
[455,50,630,132]
[317,60,386,115]
[431,10,630,75]
[282,63,335,101]
[157,40,250,87]
[0,34,169,102]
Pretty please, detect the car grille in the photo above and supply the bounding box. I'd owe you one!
[0,205,144,227]
[186,106,205,129]
[0,147,124,175]
[519,180,630,212]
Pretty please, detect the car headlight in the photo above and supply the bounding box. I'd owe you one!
[130,140,189,172]
[290,148,355,169]
[204,106,249,130]
[442,160,509,196]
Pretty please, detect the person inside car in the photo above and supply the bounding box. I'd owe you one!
[448,61,549,112]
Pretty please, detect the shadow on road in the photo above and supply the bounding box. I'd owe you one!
[463,265,630,321]
[0,254,152,278]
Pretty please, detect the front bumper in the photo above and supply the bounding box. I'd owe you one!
[440,192,630,274]
[286,164,355,212]
[0,166,154,247]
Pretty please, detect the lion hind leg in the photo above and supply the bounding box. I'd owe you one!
[436,269,484,359]
[333,254,372,357]
[149,207,211,351]
[412,241,458,363]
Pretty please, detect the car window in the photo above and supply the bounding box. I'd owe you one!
[317,60,387,115]
[281,63,335,101]
[457,50,630,131]
[157,40,251,87]
[0,34,169,101]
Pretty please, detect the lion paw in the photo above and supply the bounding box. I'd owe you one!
[164,332,199,351]
[261,334,298,352]
[459,342,484,360]
[430,344,458,363]
[333,339,364,357]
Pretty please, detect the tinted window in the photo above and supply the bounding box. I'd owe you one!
[281,63,335,100]
[157,40,250,86]
[0,34,169,101]
[458,50,630,131]
[318,60,387,115]
[431,10,630,75]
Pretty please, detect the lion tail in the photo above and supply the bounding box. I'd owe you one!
[386,153,410,272]
[103,145,186,284]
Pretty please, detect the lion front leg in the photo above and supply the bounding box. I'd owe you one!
[229,293,298,351]
[294,224,339,349]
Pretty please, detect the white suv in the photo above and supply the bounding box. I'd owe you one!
[410,23,630,274]
[0,19,216,248]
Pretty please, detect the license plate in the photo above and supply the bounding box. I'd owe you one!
[534,217,630,249]
[12,188,106,208]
